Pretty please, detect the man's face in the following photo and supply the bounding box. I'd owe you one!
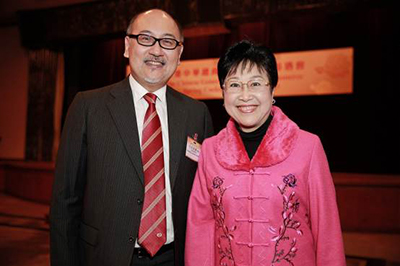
[124,10,183,92]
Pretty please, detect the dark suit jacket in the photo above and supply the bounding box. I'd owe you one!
[50,78,214,266]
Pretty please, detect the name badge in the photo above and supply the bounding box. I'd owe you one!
[185,135,201,162]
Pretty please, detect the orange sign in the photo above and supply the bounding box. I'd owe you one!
[168,58,222,99]
[274,47,353,96]
[167,47,353,99]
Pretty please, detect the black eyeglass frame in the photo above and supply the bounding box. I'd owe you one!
[127,34,183,50]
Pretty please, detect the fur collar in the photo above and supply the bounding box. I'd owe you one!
[215,106,299,171]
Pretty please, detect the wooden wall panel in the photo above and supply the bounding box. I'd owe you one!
[3,162,54,204]
[2,164,400,233]
[333,173,400,233]
[0,163,5,192]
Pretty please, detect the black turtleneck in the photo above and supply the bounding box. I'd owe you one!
[236,115,273,160]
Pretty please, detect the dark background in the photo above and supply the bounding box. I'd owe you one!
[19,0,400,174]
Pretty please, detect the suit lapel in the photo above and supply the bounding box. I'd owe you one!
[167,87,188,189]
[106,79,144,185]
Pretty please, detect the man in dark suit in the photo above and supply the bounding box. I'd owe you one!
[50,9,213,266]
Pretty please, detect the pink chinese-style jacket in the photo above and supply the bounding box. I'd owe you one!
[185,106,346,266]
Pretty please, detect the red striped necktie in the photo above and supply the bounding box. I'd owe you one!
[138,93,166,256]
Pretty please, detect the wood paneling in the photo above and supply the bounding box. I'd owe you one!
[333,173,400,233]
[3,161,54,204]
[0,163,5,192]
[2,164,400,233]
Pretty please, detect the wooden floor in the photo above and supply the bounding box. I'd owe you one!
[343,232,400,266]
[0,193,49,266]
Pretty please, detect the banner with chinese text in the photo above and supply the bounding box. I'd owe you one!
[166,47,353,99]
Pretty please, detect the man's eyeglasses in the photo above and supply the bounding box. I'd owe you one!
[127,34,183,50]
[223,79,270,94]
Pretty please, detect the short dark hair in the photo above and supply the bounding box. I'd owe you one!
[217,40,278,90]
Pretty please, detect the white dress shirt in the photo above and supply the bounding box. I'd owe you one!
[129,75,174,246]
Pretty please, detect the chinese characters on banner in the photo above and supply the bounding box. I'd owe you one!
[168,58,222,99]
[127,47,353,100]
[274,47,353,97]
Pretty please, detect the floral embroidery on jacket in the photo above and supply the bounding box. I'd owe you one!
[211,176,236,266]
[269,174,303,266]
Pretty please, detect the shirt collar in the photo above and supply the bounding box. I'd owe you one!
[129,74,167,104]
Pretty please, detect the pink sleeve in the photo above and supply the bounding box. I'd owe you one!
[185,145,215,266]
[308,138,346,266]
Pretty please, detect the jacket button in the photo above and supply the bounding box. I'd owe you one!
[137,199,143,205]
[129,236,135,243]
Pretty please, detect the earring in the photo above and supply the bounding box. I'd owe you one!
[272,98,276,105]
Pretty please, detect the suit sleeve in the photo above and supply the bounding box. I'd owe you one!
[308,137,346,266]
[50,92,87,266]
[202,102,214,139]
[185,142,215,266]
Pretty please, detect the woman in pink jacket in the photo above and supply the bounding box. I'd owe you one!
[185,40,346,266]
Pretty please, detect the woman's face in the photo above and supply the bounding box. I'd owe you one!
[223,63,274,133]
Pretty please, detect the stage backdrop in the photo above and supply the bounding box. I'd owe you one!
[161,47,352,99]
